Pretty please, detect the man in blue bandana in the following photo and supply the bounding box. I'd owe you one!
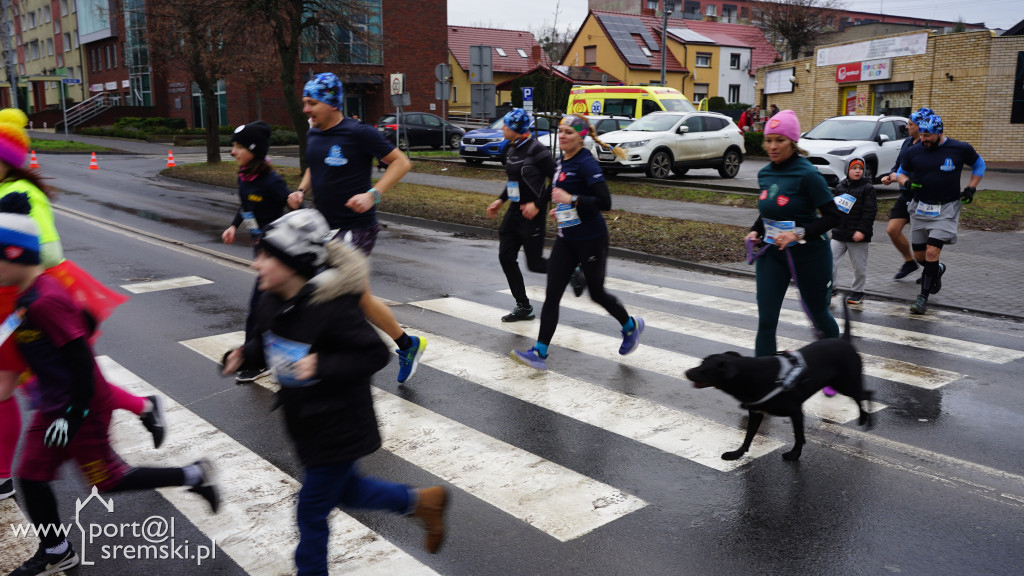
[287,72,426,383]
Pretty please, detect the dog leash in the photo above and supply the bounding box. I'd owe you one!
[745,238,825,341]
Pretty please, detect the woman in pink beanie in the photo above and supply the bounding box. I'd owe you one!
[744,110,843,359]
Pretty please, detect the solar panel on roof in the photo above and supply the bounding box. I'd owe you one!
[597,13,660,66]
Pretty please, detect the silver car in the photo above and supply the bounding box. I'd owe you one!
[798,115,909,187]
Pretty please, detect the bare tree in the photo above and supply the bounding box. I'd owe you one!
[752,0,845,60]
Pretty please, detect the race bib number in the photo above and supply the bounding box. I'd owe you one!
[506,181,520,202]
[834,194,856,214]
[240,210,261,236]
[263,331,320,388]
[556,203,581,229]
[762,218,796,246]
[915,202,941,217]
[0,308,25,347]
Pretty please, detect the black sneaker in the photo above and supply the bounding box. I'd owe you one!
[139,395,166,449]
[846,292,864,305]
[187,458,221,514]
[570,266,586,297]
[0,477,13,500]
[894,260,919,280]
[501,303,535,322]
[236,368,271,383]
[910,295,928,315]
[9,542,79,575]
[929,263,947,294]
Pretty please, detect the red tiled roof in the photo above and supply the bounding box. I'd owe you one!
[448,26,552,74]
[677,19,780,72]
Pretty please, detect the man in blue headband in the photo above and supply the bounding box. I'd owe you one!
[894,109,986,315]
[287,72,426,383]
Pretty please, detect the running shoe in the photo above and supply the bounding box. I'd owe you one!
[8,542,79,576]
[501,303,535,322]
[187,458,221,514]
[236,368,271,383]
[929,263,946,294]
[511,347,548,371]
[894,260,919,280]
[910,295,928,315]
[139,395,166,449]
[0,477,13,500]
[619,317,645,355]
[397,336,427,384]
[823,386,838,397]
[846,292,864,305]
[571,266,586,297]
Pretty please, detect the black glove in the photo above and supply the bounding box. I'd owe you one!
[960,186,976,204]
[44,406,88,448]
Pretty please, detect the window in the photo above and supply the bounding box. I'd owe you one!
[422,115,441,127]
[28,12,36,28]
[584,45,597,65]
[452,86,458,103]
[604,98,637,117]
[696,52,711,67]
[684,1,701,19]
[694,83,709,102]
[704,117,727,131]
[728,84,740,103]
[63,33,71,52]
[879,120,897,141]
[495,47,507,57]
[53,20,60,34]
[72,30,79,48]
[112,43,117,67]
[641,46,652,57]
[641,99,661,116]
[517,48,528,58]
[43,6,51,22]
[47,38,53,56]
[683,116,702,133]
[647,0,658,9]
[60,0,68,17]
[730,54,740,69]
[706,5,716,16]
[56,53,63,67]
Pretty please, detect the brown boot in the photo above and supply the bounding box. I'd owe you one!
[412,486,447,553]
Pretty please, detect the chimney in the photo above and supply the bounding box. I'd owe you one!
[532,45,542,63]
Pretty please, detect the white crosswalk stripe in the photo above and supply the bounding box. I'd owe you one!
[180,333,647,542]
[411,297,875,424]
[511,286,961,390]
[120,276,213,294]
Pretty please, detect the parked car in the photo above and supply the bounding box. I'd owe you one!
[536,115,634,154]
[594,111,746,179]
[798,115,909,187]
[376,112,465,150]
[459,115,554,164]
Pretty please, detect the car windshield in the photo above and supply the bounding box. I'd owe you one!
[624,115,680,132]
[803,119,877,141]
[379,115,396,124]
[660,99,696,112]
[489,118,505,129]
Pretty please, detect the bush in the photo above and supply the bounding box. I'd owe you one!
[78,127,149,140]
[744,131,764,156]
[114,117,187,131]
[706,96,727,110]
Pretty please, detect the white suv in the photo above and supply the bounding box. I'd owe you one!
[798,115,909,187]
[594,111,746,179]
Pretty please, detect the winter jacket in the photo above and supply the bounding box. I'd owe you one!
[238,241,391,467]
[830,174,877,243]
[230,170,290,239]
[500,135,556,208]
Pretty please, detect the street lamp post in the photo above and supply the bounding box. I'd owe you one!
[660,1,675,87]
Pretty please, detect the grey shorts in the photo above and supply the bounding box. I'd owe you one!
[909,199,960,245]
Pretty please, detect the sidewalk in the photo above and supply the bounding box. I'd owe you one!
[34,133,1024,320]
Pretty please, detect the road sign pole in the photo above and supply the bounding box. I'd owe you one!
[61,81,67,135]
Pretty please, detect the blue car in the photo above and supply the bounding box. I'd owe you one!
[459,116,553,165]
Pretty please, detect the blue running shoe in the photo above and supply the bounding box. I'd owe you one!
[397,336,427,383]
[619,317,644,355]
[511,347,547,371]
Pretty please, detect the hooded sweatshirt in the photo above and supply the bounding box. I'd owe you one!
[830,158,878,243]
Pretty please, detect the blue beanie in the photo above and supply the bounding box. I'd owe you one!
[908,107,934,125]
[917,113,943,134]
[503,108,533,134]
[0,192,40,265]
[303,73,343,109]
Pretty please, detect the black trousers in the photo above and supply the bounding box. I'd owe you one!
[498,206,548,305]
[539,234,629,346]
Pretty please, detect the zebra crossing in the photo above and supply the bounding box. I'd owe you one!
[4,270,1023,575]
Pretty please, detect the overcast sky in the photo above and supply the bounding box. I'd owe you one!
[447,0,1021,34]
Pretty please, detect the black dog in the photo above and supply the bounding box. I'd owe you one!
[685,304,873,461]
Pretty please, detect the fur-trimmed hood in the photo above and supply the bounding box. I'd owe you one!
[307,240,369,304]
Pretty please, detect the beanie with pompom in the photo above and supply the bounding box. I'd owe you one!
[0,108,30,169]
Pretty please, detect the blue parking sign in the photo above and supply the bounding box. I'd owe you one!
[521,87,533,101]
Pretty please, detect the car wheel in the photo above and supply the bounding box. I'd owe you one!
[718,149,741,178]
[398,136,410,151]
[645,150,673,179]
[464,158,483,165]
[449,133,462,149]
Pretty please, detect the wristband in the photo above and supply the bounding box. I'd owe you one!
[793,227,806,240]
[571,195,579,207]
[369,188,381,204]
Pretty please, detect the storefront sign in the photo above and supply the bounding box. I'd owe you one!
[836,63,861,83]
[837,59,892,83]
[817,32,927,66]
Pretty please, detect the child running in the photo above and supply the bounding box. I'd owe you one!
[830,157,877,305]
[220,209,447,575]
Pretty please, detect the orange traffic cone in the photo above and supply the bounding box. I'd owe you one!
[88,152,99,170]
[166,150,176,167]
[29,151,39,169]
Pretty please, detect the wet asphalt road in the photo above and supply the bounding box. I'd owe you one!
[2,151,1023,576]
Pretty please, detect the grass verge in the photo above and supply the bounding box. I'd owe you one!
[30,139,112,152]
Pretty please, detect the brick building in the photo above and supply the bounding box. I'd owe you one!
[754,29,1024,162]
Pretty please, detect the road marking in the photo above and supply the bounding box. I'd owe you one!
[603,277,1024,363]
[98,356,438,576]
[180,334,647,541]
[512,286,960,390]
[120,276,213,294]
[414,329,785,472]
[410,297,874,424]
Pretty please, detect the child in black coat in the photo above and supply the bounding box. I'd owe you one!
[830,157,878,304]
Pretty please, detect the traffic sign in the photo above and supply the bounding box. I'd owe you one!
[435,63,451,82]
[62,78,82,84]
[521,87,533,102]
[390,73,405,96]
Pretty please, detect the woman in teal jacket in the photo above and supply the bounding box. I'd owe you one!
[745,110,842,357]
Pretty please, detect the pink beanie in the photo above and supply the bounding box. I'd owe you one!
[764,109,800,143]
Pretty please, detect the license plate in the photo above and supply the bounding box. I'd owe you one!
[463,146,477,152]
[598,152,613,160]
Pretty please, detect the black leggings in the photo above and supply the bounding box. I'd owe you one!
[539,235,629,346]
[499,208,548,305]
